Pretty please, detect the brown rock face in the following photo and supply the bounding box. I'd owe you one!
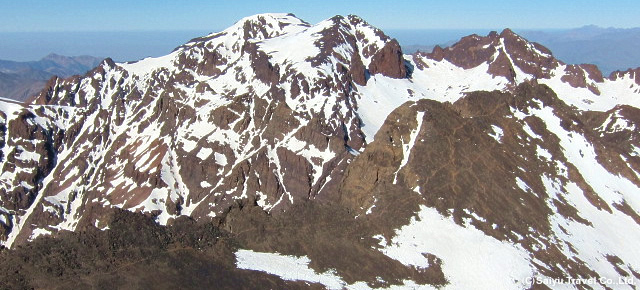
[419,28,561,81]
[581,63,604,83]
[349,52,367,86]
[428,45,445,62]
[0,209,328,289]
[340,82,640,281]
[487,51,516,82]
[2,114,61,206]
[425,31,502,70]
[609,67,640,85]
[499,29,559,79]
[243,42,281,85]
[561,64,602,95]
[368,39,407,79]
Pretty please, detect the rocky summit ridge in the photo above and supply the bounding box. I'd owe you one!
[0,13,639,289]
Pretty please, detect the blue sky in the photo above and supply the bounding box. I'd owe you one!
[1,0,639,32]
[1,1,639,62]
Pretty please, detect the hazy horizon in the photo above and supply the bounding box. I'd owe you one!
[3,0,638,62]
[2,25,636,63]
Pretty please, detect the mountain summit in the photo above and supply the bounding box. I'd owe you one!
[1,13,639,289]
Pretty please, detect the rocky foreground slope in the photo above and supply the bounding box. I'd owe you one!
[0,13,639,289]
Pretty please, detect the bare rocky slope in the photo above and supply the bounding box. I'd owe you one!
[0,13,639,289]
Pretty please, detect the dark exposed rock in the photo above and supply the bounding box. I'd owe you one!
[0,209,322,290]
[499,28,559,79]
[430,33,497,69]
[610,67,640,85]
[561,64,602,95]
[487,50,517,82]
[0,110,63,216]
[349,52,367,85]
[368,40,407,79]
[418,28,562,81]
[243,42,280,84]
[581,63,604,83]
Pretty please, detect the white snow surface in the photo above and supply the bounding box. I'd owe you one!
[489,125,504,143]
[356,56,513,144]
[117,51,179,79]
[394,111,424,183]
[196,147,213,160]
[235,249,437,289]
[376,205,534,289]
[235,249,348,289]
[0,97,24,117]
[539,65,640,111]
[29,228,52,240]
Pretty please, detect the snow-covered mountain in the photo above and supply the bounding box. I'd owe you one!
[1,13,639,289]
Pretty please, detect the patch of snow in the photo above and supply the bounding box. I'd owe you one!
[356,76,417,144]
[196,147,213,160]
[235,249,346,289]
[181,139,198,152]
[489,125,504,143]
[255,191,272,211]
[236,249,435,289]
[539,64,640,111]
[214,152,228,166]
[597,110,636,134]
[117,50,179,78]
[94,219,110,231]
[522,122,541,140]
[19,181,34,190]
[531,105,640,209]
[378,205,534,289]
[515,177,532,194]
[365,196,377,215]
[463,208,487,223]
[29,228,52,241]
[15,147,40,162]
[543,177,640,289]
[497,38,535,84]
[346,146,361,156]
[536,145,552,161]
[0,97,24,117]
[393,111,424,184]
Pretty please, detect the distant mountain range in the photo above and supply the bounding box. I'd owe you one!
[0,54,103,101]
[516,26,640,75]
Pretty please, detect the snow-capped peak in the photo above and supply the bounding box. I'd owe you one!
[2,14,640,290]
